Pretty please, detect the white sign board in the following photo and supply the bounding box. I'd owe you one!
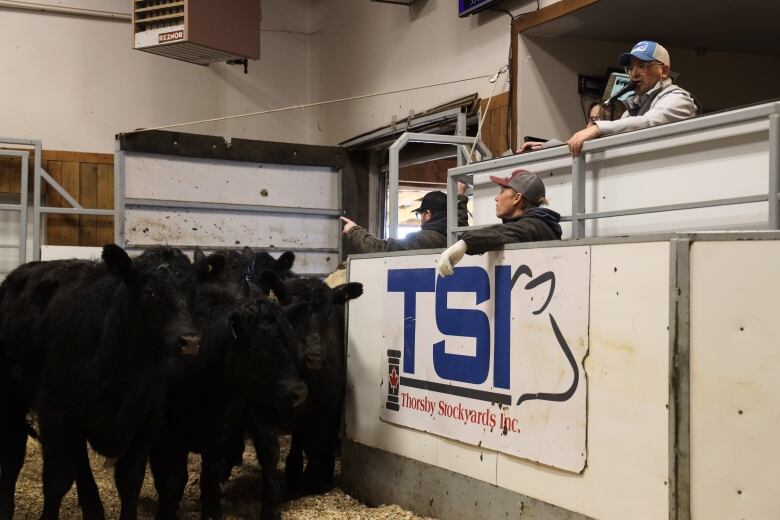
[374,247,590,472]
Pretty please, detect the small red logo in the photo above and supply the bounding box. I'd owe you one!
[389,367,399,389]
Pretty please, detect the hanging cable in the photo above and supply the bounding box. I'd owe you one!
[467,65,509,164]
[126,73,496,134]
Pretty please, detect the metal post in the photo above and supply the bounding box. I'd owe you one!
[19,152,28,264]
[769,114,780,229]
[456,111,466,167]
[32,141,42,260]
[368,151,380,237]
[571,155,586,239]
[388,140,401,239]
[450,112,468,246]
[668,237,691,520]
[114,143,126,246]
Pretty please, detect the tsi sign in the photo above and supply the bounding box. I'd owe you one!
[377,247,590,473]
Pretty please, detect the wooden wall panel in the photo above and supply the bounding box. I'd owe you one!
[59,161,80,246]
[45,161,64,245]
[78,163,98,246]
[0,158,11,193]
[40,151,114,247]
[480,92,511,157]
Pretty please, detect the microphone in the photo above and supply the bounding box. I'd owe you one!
[603,81,637,106]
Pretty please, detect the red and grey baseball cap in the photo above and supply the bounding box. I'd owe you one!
[619,40,670,67]
[489,169,546,203]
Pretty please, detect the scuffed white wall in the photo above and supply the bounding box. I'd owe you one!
[0,0,314,152]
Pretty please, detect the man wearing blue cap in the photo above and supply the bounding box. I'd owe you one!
[567,40,697,156]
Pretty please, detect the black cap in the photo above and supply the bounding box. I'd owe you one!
[411,191,447,213]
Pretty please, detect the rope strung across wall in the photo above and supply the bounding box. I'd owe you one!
[125,72,497,135]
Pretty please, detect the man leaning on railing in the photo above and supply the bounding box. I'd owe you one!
[437,170,562,277]
[567,40,698,156]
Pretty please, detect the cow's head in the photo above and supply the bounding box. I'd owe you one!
[282,278,363,373]
[225,296,308,419]
[103,244,224,358]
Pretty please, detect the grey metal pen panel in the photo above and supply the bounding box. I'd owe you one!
[120,150,341,275]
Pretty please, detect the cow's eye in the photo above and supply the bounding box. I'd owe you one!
[145,288,158,301]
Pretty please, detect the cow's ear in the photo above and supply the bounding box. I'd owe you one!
[241,246,254,261]
[193,247,206,263]
[257,269,287,302]
[283,301,309,325]
[195,253,226,283]
[276,251,295,272]
[103,244,136,285]
[333,282,363,304]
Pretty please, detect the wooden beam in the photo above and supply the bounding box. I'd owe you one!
[512,0,601,34]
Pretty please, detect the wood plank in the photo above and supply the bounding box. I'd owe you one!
[490,108,502,157]
[8,158,22,194]
[60,162,80,246]
[96,163,115,246]
[79,163,98,246]
[512,0,600,33]
[42,150,114,165]
[0,158,10,193]
[498,105,510,153]
[510,30,518,151]
[45,161,64,245]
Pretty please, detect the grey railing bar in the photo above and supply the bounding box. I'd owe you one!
[0,244,20,249]
[769,114,780,229]
[124,198,340,217]
[389,129,491,241]
[40,207,115,216]
[40,168,82,209]
[126,243,339,254]
[579,194,769,220]
[0,149,30,264]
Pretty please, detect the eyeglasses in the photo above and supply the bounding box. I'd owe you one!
[414,210,429,221]
[624,61,662,74]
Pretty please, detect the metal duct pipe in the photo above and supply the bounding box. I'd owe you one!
[0,0,131,21]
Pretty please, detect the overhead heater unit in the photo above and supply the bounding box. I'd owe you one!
[132,0,260,66]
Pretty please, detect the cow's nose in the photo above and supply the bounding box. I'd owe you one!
[178,334,200,356]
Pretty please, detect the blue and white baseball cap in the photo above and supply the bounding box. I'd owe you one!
[619,41,670,67]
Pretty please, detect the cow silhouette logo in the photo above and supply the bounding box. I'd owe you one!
[385,349,401,411]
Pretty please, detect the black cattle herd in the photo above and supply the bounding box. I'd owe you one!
[0,244,362,520]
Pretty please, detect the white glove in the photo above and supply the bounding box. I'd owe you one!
[437,240,467,278]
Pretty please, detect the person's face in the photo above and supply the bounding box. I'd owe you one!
[626,56,668,96]
[587,104,601,127]
[494,186,522,219]
[416,209,432,227]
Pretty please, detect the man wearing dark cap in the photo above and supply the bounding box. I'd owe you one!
[567,40,697,156]
[438,170,561,277]
[340,183,469,253]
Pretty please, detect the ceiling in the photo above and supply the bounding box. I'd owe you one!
[525,0,780,57]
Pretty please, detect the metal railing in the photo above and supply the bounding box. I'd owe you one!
[447,100,780,240]
[0,137,116,264]
[387,122,492,241]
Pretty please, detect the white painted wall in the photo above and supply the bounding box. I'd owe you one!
[307,0,560,146]
[0,0,314,153]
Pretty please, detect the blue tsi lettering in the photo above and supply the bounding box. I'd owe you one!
[387,266,511,390]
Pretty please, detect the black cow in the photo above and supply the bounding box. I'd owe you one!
[220,276,363,496]
[150,278,308,520]
[195,247,296,294]
[281,277,363,494]
[0,245,219,520]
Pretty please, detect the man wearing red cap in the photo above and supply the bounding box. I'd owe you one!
[340,183,469,253]
[567,40,697,156]
[437,170,561,277]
